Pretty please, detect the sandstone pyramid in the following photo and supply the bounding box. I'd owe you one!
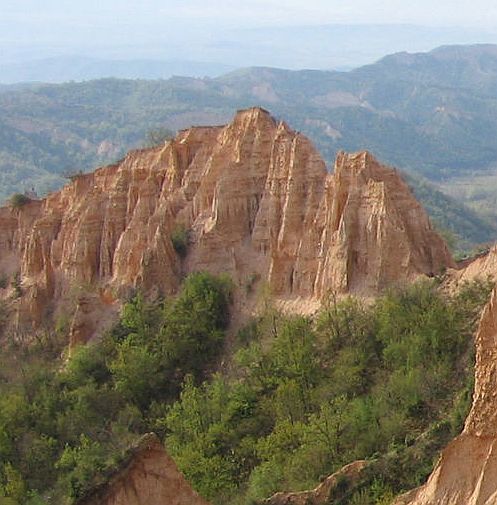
[0,107,453,341]
[75,433,210,505]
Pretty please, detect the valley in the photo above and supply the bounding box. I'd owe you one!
[4,45,497,251]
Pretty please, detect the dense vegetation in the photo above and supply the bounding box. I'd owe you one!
[0,272,232,504]
[0,273,491,505]
[3,45,497,249]
[165,279,491,504]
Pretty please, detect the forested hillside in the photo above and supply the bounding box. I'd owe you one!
[2,45,497,250]
[0,273,491,504]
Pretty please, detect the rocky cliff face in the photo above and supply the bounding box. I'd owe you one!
[0,108,453,341]
[75,433,210,505]
[395,286,497,505]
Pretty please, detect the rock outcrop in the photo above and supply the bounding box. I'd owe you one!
[266,460,368,505]
[450,245,497,286]
[75,433,210,505]
[0,108,453,341]
[395,286,497,505]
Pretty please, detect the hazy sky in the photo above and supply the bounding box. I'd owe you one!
[2,0,497,66]
[165,0,497,27]
[3,0,497,30]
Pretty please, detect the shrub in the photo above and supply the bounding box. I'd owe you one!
[171,226,189,258]
[9,193,30,209]
[11,272,22,299]
[145,127,175,147]
[0,275,8,289]
[62,170,84,181]
[245,273,260,294]
[56,435,107,499]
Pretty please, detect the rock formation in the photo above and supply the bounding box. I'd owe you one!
[450,245,497,286]
[75,433,210,505]
[0,108,453,342]
[395,286,497,505]
[266,460,368,505]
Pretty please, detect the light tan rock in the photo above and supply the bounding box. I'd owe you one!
[75,433,210,505]
[450,245,497,287]
[312,151,453,296]
[69,288,119,347]
[0,108,454,340]
[396,286,497,505]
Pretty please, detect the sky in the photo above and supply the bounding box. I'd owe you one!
[3,0,497,31]
[162,0,497,28]
[2,0,497,68]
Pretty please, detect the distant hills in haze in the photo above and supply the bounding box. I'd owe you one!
[221,23,497,69]
[2,22,497,80]
[0,57,235,84]
[3,43,497,248]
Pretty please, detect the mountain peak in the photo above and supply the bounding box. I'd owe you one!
[231,106,277,128]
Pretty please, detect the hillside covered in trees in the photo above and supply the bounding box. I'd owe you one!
[3,45,497,250]
[0,273,492,504]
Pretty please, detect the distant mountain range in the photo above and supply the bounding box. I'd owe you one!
[3,44,497,248]
[0,57,235,84]
[222,24,497,69]
[2,23,497,76]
